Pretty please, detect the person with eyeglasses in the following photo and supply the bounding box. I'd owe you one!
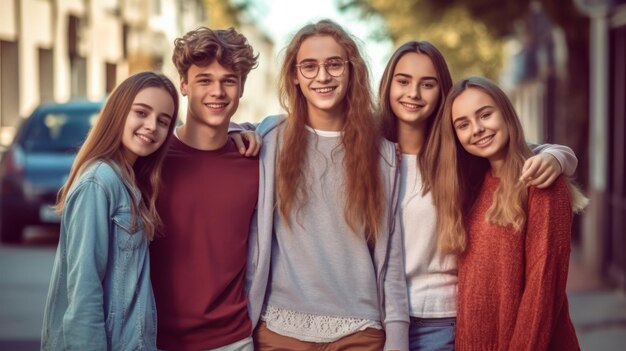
[231,19,409,350]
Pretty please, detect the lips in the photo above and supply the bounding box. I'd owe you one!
[473,134,494,146]
[400,102,425,110]
[204,102,228,109]
[312,87,336,94]
[135,133,155,144]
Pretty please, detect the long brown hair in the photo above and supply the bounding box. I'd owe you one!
[55,72,179,240]
[277,19,384,242]
[433,76,586,254]
[378,41,453,194]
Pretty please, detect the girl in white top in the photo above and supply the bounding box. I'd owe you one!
[376,41,578,350]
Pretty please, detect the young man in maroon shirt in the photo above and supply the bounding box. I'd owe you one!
[150,27,259,351]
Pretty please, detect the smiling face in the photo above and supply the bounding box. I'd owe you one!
[390,52,441,128]
[121,87,175,165]
[181,60,242,131]
[451,87,510,168]
[294,35,350,127]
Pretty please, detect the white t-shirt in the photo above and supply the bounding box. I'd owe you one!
[400,153,457,318]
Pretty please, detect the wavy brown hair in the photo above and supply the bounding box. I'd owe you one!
[433,76,586,254]
[55,72,179,240]
[277,19,384,242]
[172,26,258,88]
[378,41,453,195]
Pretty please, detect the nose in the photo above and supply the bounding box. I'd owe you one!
[210,83,225,97]
[316,64,331,82]
[407,83,421,99]
[144,115,157,131]
[472,121,485,136]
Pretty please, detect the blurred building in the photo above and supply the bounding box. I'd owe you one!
[0,0,278,145]
[577,0,626,290]
[502,0,626,290]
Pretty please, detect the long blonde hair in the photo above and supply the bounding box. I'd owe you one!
[277,19,384,243]
[55,72,179,240]
[433,76,586,254]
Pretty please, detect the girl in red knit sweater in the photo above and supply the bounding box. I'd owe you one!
[432,76,587,350]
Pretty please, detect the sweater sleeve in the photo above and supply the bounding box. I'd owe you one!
[508,176,573,351]
[228,121,257,133]
[382,151,410,351]
[61,181,111,350]
[529,143,578,177]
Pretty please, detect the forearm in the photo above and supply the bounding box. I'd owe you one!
[530,143,578,176]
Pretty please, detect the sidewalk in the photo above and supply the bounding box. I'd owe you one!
[567,246,626,350]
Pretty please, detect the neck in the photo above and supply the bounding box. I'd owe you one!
[177,124,228,151]
[306,107,345,131]
[489,158,505,177]
[397,120,426,155]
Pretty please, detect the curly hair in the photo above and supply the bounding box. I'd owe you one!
[172,27,258,84]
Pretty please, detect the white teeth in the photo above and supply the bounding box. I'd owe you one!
[475,135,493,145]
[136,134,153,143]
[206,103,226,108]
[401,102,420,109]
[313,87,335,93]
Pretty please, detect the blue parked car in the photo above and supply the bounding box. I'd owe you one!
[0,100,102,243]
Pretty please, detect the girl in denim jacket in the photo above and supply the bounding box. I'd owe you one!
[42,71,178,351]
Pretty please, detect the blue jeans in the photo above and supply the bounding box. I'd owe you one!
[409,316,456,351]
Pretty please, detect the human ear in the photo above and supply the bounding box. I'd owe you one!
[179,76,188,96]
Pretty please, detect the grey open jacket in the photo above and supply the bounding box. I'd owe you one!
[238,115,410,351]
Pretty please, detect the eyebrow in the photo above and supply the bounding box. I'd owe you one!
[393,73,438,81]
[452,105,493,123]
[194,73,239,80]
[132,102,173,119]
[298,56,344,63]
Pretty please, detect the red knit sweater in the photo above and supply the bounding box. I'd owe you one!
[455,174,580,351]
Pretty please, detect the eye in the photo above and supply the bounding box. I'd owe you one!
[421,82,436,89]
[455,122,469,130]
[480,112,492,119]
[326,60,343,69]
[135,109,147,117]
[158,117,171,127]
[395,78,409,86]
[300,63,318,72]
[224,78,238,85]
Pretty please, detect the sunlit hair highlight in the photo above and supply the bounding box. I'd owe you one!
[378,41,453,195]
[433,76,586,254]
[55,72,179,240]
[172,26,258,87]
[277,19,384,243]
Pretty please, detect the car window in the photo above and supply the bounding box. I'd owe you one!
[22,110,99,152]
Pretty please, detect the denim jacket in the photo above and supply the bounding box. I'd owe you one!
[42,161,157,351]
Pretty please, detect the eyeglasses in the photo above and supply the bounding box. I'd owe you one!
[295,59,350,79]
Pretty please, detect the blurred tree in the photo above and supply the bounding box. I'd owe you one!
[203,0,250,28]
[339,0,504,81]
[341,0,590,188]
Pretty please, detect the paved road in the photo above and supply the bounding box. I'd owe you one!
[0,226,58,351]
[1,227,625,350]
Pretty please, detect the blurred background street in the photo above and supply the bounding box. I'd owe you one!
[1,0,625,349]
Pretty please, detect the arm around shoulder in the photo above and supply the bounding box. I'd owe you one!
[529,143,578,177]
